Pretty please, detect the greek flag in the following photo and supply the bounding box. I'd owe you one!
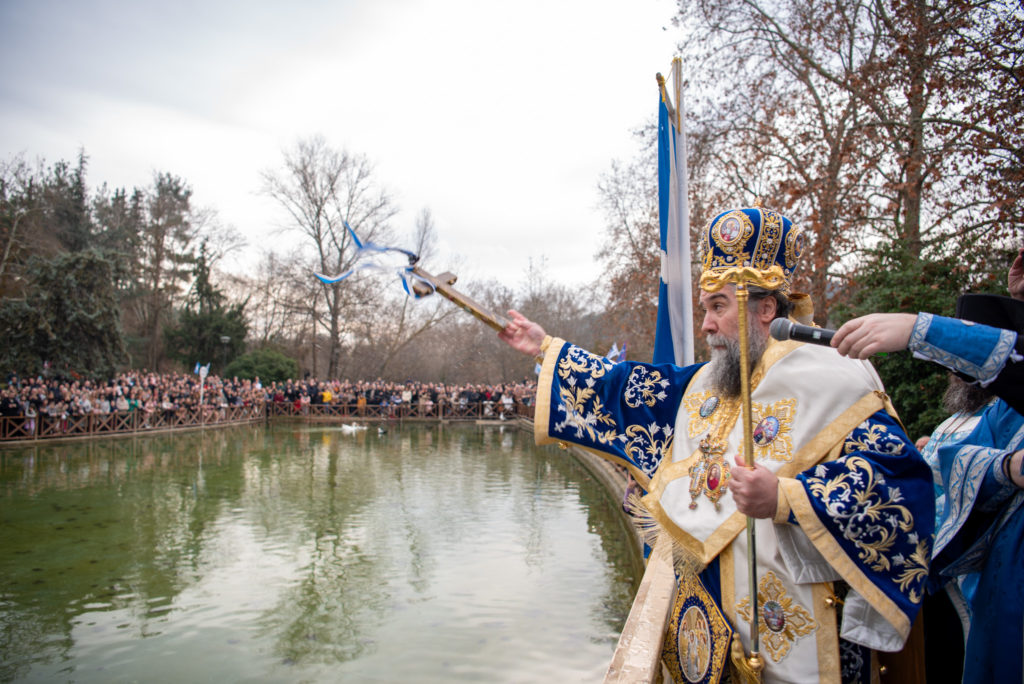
[605,342,627,364]
[652,58,695,366]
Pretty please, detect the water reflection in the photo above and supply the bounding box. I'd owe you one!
[0,423,641,682]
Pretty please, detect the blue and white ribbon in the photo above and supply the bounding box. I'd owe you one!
[314,222,436,298]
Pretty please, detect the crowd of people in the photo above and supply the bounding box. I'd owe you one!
[267,379,535,417]
[0,371,539,437]
[0,371,265,429]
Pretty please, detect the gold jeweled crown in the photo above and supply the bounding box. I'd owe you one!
[699,202,805,295]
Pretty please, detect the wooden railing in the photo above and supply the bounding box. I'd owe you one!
[0,404,265,442]
[266,399,532,422]
[0,400,535,443]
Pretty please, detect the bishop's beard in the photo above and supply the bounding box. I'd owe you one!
[706,323,769,399]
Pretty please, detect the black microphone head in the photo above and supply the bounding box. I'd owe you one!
[769,318,792,341]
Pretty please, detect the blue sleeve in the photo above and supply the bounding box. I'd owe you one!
[797,409,936,613]
[909,312,1018,384]
[540,340,702,482]
[957,401,1022,510]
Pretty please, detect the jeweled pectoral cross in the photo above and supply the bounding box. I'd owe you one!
[689,436,732,511]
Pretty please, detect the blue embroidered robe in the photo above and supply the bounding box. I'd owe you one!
[931,400,1024,684]
[534,336,934,684]
[912,313,1024,683]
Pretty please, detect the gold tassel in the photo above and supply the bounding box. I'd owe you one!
[729,634,765,683]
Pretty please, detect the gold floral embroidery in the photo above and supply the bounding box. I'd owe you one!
[808,455,928,603]
[750,399,795,462]
[844,422,904,456]
[554,385,618,445]
[552,345,618,445]
[622,423,673,475]
[623,366,669,408]
[557,345,609,382]
[895,538,930,602]
[750,210,784,274]
[684,391,717,438]
[736,571,817,663]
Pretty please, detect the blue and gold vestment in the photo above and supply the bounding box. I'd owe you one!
[535,335,934,684]
[912,312,1024,684]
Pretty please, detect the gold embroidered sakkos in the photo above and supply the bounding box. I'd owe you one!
[684,390,719,439]
[751,399,796,462]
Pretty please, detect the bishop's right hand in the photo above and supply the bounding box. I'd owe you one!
[498,309,547,357]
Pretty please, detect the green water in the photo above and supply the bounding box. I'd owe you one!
[0,423,642,682]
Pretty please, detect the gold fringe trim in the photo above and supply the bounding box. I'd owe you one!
[623,487,707,579]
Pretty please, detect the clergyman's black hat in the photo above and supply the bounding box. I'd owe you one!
[955,294,1024,415]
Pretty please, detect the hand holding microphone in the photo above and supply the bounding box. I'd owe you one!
[769,314,916,359]
[830,313,916,358]
[769,318,836,346]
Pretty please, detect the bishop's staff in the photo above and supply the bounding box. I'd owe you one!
[699,263,786,683]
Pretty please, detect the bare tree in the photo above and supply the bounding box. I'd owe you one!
[675,0,1024,280]
[354,209,460,377]
[0,155,42,296]
[261,136,397,378]
[224,248,306,348]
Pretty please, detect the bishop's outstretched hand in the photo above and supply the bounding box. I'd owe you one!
[498,309,548,357]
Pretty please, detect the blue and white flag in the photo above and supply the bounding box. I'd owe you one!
[652,58,695,367]
[605,342,628,364]
[193,362,200,374]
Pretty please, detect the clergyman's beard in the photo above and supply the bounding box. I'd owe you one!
[706,324,769,399]
[942,374,992,415]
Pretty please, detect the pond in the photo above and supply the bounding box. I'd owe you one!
[0,422,642,682]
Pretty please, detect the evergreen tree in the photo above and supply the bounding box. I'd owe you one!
[163,244,247,373]
[44,152,93,253]
[224,348,298,384]
[0,250,127,378]
[834,239,1010,440]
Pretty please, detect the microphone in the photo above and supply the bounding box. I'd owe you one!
[769,318,837,347]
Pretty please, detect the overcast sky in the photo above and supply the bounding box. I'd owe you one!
[0,0,680,292]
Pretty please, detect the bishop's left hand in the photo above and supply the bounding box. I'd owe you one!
[731,454,779,519]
